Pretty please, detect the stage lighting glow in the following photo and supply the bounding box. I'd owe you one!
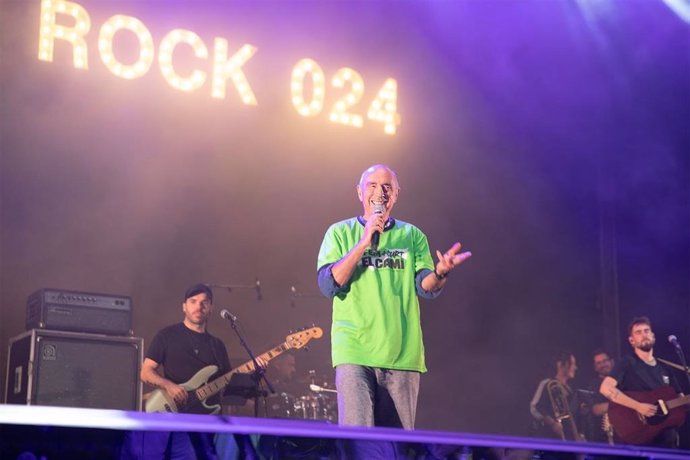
[211,40,258,105]
[291,59,326,117]
[159,29,208,92]
[662,0,690,22]
[98,15,154,80]
[331,67,364,128]
[38,0,90,69]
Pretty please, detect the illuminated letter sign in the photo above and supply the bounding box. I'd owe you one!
[38,0,90,69]
[211,40,258,105]
[37,0,400,135]
[159,29,208,92]
[98,15,154,80]
[330,67,365,128]
[291,59,325,117]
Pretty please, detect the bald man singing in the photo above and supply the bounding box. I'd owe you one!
[317,164,472,430]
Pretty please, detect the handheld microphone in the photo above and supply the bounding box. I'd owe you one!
[669,335,682,350]
[371,203,385,250]
[220,309,238,322]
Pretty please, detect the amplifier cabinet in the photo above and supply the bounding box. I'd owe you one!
[26,288,133,336]
[5,329,143,411]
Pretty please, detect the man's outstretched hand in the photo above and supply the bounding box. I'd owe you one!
[435,242,472,276]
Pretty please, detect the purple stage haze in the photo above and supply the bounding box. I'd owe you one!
[1,0,688,441]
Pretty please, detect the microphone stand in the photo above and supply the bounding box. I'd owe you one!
[221,315,273,460]
[672,340,690,390]
[225,315,275,399]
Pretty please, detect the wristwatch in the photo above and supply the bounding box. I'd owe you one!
[433,269,448,280]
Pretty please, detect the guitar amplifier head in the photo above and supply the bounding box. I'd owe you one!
[26,288,133,336]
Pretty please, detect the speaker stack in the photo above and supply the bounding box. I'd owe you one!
[4,288,143,411]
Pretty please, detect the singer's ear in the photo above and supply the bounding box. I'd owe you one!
[356,184,363,202]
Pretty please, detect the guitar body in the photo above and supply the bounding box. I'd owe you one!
[608,386,687,445]
[145,365,221,414]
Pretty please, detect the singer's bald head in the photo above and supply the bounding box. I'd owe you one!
[358,164,400,190]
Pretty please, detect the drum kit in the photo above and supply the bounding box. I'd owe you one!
[263,370,338,422]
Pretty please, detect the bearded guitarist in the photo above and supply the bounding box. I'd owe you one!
[599,316,684,448]
[121,283,232,460]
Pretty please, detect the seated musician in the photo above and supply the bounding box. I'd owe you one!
[599,316,683,448]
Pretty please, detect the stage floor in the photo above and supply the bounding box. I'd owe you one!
[0,405,688,459]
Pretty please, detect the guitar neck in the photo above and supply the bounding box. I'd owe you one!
[194,342,292,401]
[667,393,690,411]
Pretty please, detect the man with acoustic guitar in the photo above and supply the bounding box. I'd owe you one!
[599,316,684,448]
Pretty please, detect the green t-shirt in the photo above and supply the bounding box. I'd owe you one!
[317,217,434,372]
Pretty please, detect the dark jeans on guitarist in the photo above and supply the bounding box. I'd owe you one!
[644,428,679,449]
[120,431,217,460]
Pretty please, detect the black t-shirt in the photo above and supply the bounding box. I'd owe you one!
[610,355,682,394]
[147,322,231,385]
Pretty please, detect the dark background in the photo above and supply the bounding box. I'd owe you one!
[1,0,688,437]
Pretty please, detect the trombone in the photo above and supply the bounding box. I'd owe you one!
[546,379,584,442]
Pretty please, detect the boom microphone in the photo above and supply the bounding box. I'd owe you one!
[371,203,385,250]
[255,278,262,301]
[669,335,682,350]
[220,309,238,322]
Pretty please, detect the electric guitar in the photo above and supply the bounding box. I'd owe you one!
[607,385,689,445]
[144,326,323,414]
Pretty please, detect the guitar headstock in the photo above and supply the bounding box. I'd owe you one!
[286,326,323,349]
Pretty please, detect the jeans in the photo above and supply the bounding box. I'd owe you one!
[120,431,217,460]
[335,364,420,429]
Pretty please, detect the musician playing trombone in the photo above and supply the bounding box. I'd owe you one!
[529,351,584,441]
[599,316,683,448]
